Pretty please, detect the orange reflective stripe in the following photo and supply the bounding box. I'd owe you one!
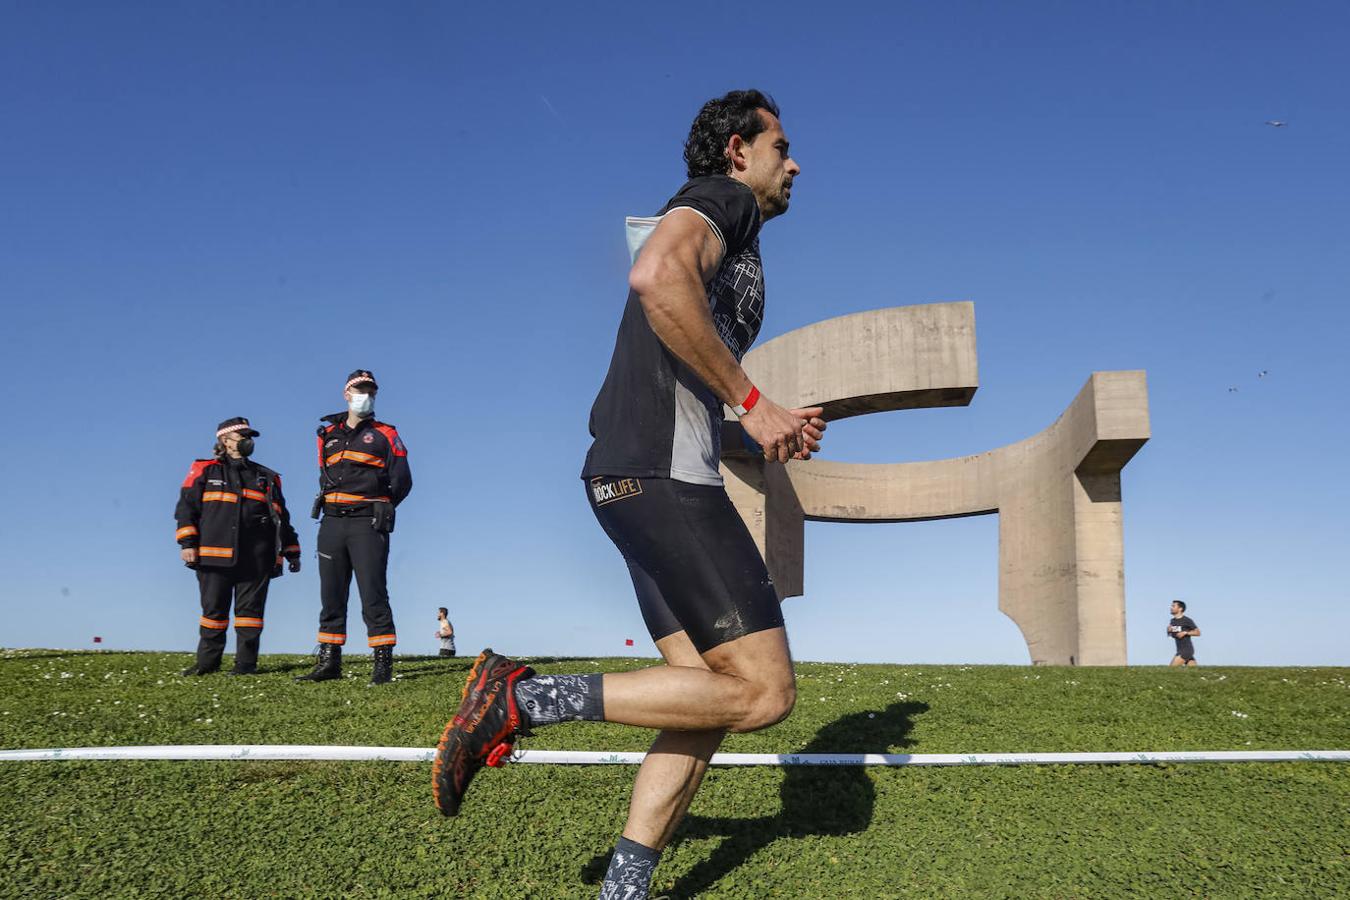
[199,617,228,630]
[198,546,234,558]
[234,617,264,629]
[241,489,267,501]
[271,502,283,515]
[202,492,239,503]
[175,526,199,540]
[323,493,391,504]
[325,450,385,468]
[367,634,397,647]
[317,632,347,645]
[282,544,300,553]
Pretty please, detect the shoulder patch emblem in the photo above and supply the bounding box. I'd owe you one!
[362,432,375,444]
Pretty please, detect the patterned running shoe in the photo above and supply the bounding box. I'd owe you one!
[432,648,535,817]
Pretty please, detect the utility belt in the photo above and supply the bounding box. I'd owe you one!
[322,505,372,518]
[313,493,395,532]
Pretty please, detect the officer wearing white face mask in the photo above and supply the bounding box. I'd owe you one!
[297,369,413,685]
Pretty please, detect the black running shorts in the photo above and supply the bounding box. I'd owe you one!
[586,475,784,653]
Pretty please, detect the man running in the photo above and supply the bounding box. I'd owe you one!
[1167,600,1201,666]
[433,89,823,899]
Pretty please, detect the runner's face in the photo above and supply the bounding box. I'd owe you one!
[1170,602,1182,617]
[738,111,799,220]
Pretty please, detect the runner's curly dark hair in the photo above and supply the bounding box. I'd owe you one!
[683,90,780,179]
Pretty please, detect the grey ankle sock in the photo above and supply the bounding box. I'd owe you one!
[513,673,605,727]
[599,836,660,900]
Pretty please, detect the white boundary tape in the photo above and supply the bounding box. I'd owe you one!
[1,746,1347,766]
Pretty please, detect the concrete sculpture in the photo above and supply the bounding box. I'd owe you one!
[720,302,1149,665]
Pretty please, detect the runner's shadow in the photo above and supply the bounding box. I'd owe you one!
[581,701,928,898]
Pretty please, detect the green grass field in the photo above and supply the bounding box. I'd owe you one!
[2,649,1347,898]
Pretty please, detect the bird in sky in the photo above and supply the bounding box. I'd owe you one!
[1228,387,1239,393]
[1258,370,1270,378]
[1265,120,1288,127]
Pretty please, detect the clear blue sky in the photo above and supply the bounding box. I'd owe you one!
[3,2,1347,665]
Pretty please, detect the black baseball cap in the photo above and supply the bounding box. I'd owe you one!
[216,416,260,438]
[344,369,379,391]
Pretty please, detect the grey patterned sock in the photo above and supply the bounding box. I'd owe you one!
[599,836,660,900]
[513,673,605,728]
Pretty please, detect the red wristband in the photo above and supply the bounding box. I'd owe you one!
[732,385,760,417]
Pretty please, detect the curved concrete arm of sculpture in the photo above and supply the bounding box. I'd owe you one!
[721,301,981,601]
[726,301,979,422]
[785,370,1150,523]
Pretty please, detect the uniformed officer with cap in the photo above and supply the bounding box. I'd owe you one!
[175,417,301,676]
[297,370,413,685]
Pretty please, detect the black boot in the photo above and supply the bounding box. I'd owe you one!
[295,644,342,682]
[369,646,394,685]
[183,637,224,676]
[229,630,261,676]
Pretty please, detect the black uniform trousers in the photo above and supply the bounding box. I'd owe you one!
[196,525,274,672]
[317,512,396,646]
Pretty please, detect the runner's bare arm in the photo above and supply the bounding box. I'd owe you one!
[629,209,748,402]
[629,209,823,463]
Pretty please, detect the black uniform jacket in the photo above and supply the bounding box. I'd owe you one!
[316,415,412,512]
[175,458,301,572]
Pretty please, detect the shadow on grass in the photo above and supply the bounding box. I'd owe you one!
[259,659,322,676]
[582,701,928,898]
[258,654,472,677]
[390,659,475,682]
[0,650,111,662]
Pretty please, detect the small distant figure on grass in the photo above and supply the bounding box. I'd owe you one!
[435,608,456,658]
[1167,600,1201,666]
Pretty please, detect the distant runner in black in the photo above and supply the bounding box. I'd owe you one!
[432,90,826,900]
[1167,600,1201,666]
